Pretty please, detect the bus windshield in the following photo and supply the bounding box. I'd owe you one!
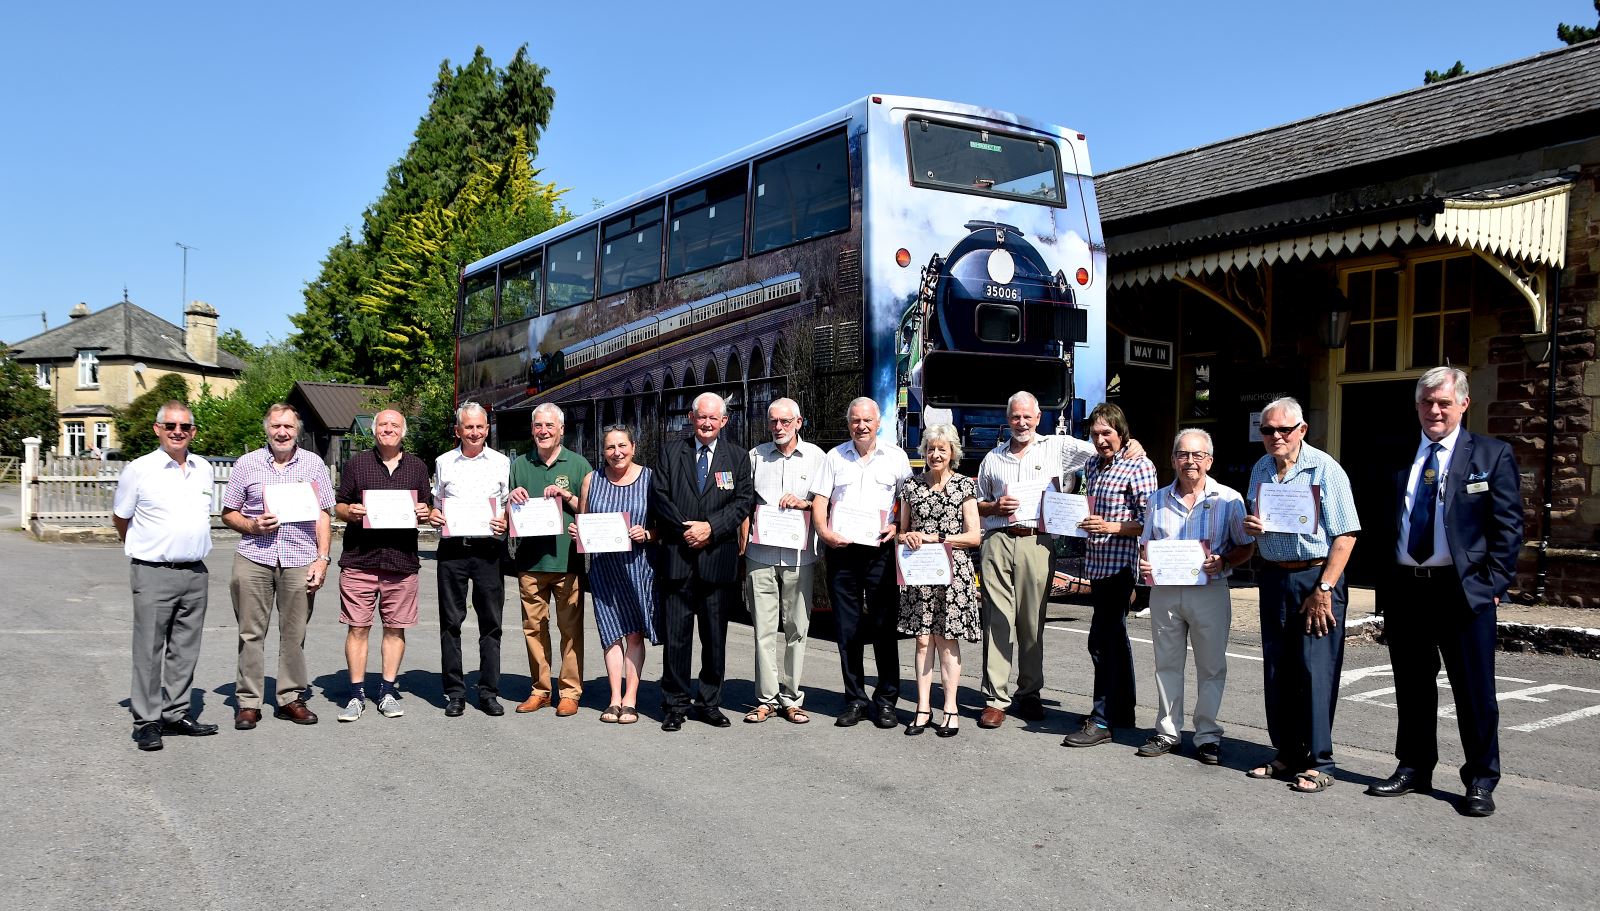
[907,120,1063,204]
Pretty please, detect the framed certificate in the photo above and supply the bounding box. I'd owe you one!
[1255,483,1321,534]
[1143,539,1210,586]
[896,542,953,586]
[575,512,632,553]
[441,496,497,538]
[263,481,321,525]
[1041,492,1093,537]
[362,489,418,529]
[751,504,810,549]
[830,503,888,547]
[509,497,562,537]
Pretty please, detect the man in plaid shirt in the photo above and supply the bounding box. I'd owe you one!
[1063,403,1158,748]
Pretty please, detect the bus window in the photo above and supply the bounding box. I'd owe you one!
[461,270,496,335]
[601,202,664,296]
[751,131,849,255]
[668,169,747,277]
[546,228,598,310]
[500,253,542,322]
[907,120,1063,204]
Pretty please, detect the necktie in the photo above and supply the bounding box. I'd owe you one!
[1406,442,1442,563]
[696,445,710,492]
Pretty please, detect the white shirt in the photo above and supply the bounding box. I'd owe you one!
[1398,425,1460,567]
[113,448,214,562]
[975,432,1097,531]
[434,445,511,538]
[810,439,912,514]
[747,438,825,567]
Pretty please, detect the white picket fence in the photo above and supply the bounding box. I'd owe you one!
[20,439,234,528]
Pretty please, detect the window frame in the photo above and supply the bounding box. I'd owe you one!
[600,199,667,297]
[498,252,544,324]
[544,227,600,311]
[1335,250,1478,379]
[460,267,498,336]
[35,362,50,388]
[75,349,99,388]
[666,165,751,280]
[905,116,1067,208]
[748,128,853,257]
[64,420,85,455]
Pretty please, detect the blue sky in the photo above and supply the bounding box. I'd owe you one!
[0,1,1589,346]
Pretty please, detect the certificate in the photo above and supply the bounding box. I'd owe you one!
[1041,492,1093,537]
[1256,483,1321,534]
[263,481,321,525]
[1004,480,1050,526]
[1144,539,1210,587]
[830,503,888,547]
[442,496,497,538]
[896,542,953,586]
[509,497,562,537]
[575,512,632,553]
[362,489,418,529]
[751,504,810,549]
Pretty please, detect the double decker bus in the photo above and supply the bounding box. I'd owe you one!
[455,95,1106,466]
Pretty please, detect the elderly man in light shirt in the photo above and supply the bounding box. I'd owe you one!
[1135,428,1254,764]
[743,397,824,724]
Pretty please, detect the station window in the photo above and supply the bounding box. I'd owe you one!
[751,132,850,255]
[546,228,598,310]
[908,119,1063,204]
[1409,256,1472,369]
[461,271,496,335]
[1340,253,1476,375]
[1342,268,1401,373]
[601,202,664,296]
[669,169,747,277]
[500,254,542,323]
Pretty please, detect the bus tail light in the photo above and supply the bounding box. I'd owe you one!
[895,248,911,267]
[1075,267,1090,285]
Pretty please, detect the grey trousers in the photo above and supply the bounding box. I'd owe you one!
[129,560,209,725]
[230,554,314,709]
[980,531,1052,709]
[745,559,814,708]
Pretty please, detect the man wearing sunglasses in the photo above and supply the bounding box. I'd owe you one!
[113,401,218,752]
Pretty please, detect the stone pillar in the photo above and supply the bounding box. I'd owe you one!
[21,436,40,530]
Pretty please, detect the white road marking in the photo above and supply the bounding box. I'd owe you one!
[1510,704,1600,732]
[1045,623,1263,662]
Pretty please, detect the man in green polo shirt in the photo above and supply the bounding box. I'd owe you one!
[507,402,593,716]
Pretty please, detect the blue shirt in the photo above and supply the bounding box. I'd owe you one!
[1247,442,1360,562]
[1140,476,1253,584]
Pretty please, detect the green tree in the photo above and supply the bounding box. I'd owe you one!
[217,327,259,361]
[190,343,334,456]
[0,352,58,457]
[1424,60,1468,84]
[1558,1,1599,43]
[113,373,191,457]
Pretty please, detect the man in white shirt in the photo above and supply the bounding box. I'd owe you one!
[811,397,912,729]
[112,401,218,752]
[743,397,824,724]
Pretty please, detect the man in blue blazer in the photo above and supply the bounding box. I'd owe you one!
[650,392,755,730]
[1368,366,1523,817]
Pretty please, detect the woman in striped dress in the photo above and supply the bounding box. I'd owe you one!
[575,425,660,724]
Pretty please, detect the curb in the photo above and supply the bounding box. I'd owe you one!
[1350,615,1600,660]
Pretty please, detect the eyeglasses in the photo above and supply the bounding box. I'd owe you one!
[1260,425,1301,437]
[1174,450,1211,461]
[159,422,195,432]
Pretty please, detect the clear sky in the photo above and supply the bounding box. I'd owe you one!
[0,1,1589,346]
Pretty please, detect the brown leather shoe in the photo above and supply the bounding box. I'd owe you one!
[516,693,550,714]
[556,697,580,716]
[234,708,261,731]
[273,699,318,725]
[978,706,1007,729]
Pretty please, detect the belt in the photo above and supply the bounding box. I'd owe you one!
[1002,526,1040,537]
[131,558,203,569]
[1400,564,1452,578]
[442,536,502,548]
[1265,558,1326,571]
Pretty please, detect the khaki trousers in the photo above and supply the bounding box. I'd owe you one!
[745,559,814,708]
[1149,583,1232,744]
[980,531,1052,709]
[230,553,314,709]
[518,571,584,700]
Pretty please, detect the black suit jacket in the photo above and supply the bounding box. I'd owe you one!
[650,436,755,584]
[1376,429,1523,613]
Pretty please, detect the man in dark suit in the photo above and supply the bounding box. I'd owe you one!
[650,392,755,730]
[1367,366,1522,817]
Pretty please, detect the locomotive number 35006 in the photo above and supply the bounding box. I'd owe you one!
[983,284,1021,301]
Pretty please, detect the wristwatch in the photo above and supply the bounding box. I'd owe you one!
[1316,581,1332,593]
[316,554,331,562]
[936,532,945,543]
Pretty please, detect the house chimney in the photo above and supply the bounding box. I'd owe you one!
[69,302,90,319]
[184,300,219,365]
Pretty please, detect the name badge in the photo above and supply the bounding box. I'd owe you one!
[1466,481,1489,494]
[716,471,734,490]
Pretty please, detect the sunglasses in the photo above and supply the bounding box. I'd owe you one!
[159,422,195,432]
[1260,425,1301,437]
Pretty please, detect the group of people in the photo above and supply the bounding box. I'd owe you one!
[112,364,1521,817]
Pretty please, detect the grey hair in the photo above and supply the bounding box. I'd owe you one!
[531,402,565,427]
[845,396,880,421]
[692,392,728,418]
[1006,390,1040,415]
[767,397,802,422]
[1261,396,1304,428]
[375,408,407,437]
[1172,427,1214,456]
[1416,366,1469,405]
[155,401,192,425]
[920,423,963,463]
[262,403,301,433]
[456,401,488,426]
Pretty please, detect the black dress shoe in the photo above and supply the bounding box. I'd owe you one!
[160,717,218,737]
[1461,787,1496,817]
[835,703,868,727]
[1365,769,1432,797]
[693,706,731,728]
[1012,698,1047,722]
[133,722,163,752]
[872,704,899,729]
[444,698,466,717]
[661,713,686,732]
[477,696,505,716]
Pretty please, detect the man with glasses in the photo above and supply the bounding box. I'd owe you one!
[1242,397,1360,794]
[113,401,218,751]
[1134,429,1254,763]
[743,398,824,724]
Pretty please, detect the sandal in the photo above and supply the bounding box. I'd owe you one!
[744,704,776,724]
[1292,770,1334,793]
[781,706,810,724]
[617,705,639,725]
[600,704,621,723]
[1247,759,1294,780]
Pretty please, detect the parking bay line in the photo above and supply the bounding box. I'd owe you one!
[1045,622,1263,662]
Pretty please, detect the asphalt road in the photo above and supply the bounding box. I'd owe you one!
[3,525,1598,911]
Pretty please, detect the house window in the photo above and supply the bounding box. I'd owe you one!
[93,422,111,451]
[64,421,85,455]
[1340,253,1477,375]
[35,363,50,388]
[76,350,99,388]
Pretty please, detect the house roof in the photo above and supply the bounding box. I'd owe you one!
[6,300,246,371]
[1097,38,1600,231]
[289,381,390,432]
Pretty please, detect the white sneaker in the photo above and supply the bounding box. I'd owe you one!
[1134,607,1151,619]
[337,696,365,722]
[378,692,405,718]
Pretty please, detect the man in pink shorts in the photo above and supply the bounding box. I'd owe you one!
[332,409,433,721]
